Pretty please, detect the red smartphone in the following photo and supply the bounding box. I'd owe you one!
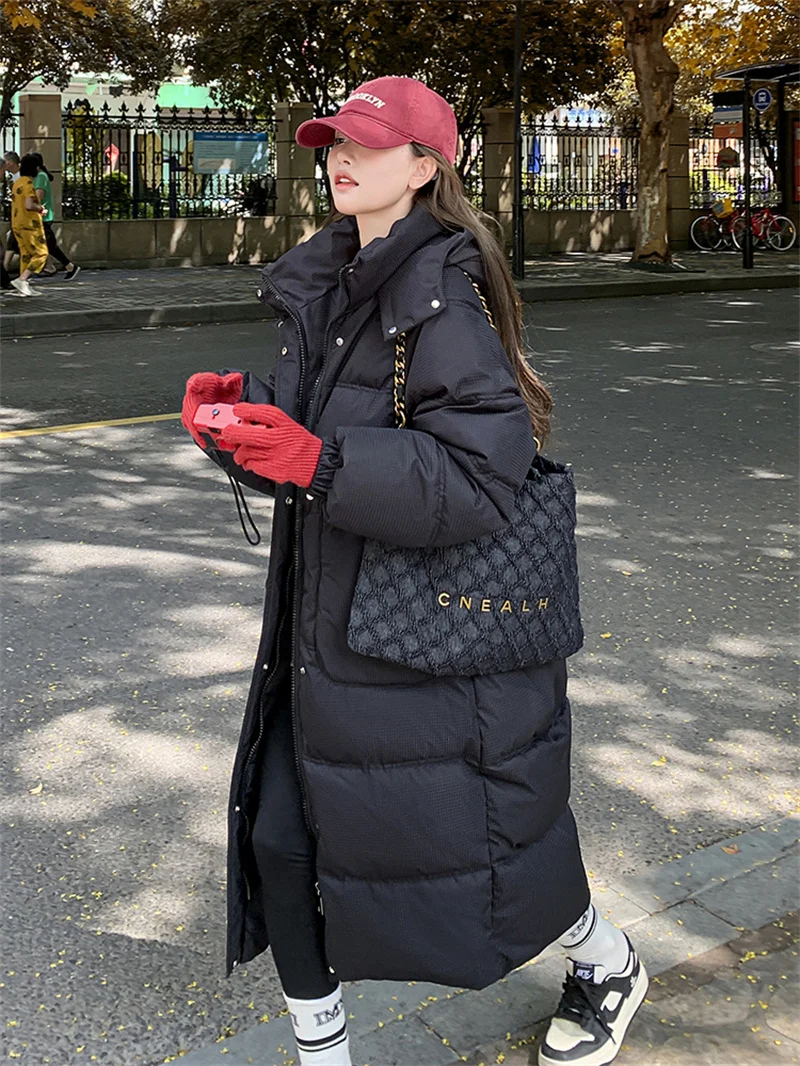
[193,403,242,434]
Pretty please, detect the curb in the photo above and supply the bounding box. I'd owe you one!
[175,815,799,1066]
[1,300,271,340]
[3,270,796,339]
[516,269,798,302]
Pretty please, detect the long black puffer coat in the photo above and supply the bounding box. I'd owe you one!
[209,201,589,990]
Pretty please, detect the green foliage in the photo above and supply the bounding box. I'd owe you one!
[161,0,618,176]
[603,0,800,121]
[0,0,172,128]
[63,171,133,219]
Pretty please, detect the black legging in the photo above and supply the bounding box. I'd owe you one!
[43,221,70,268]
[250,673,339,999]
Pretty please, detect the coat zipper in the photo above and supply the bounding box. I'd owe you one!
[246,266,353,925]
[239,589,291,902]
[261,272,316,841]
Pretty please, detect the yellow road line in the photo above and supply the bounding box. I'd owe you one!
[0,412,182,440]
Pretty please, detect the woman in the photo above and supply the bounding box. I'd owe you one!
[181,76,647,1066]
[10,153,47,297]
[31,152,80,280]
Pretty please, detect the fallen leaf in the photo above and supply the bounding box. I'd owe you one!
[28,782,43,795]
[721,844,740,855]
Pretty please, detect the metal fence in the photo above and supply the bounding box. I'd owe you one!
[689,120,779,208]
[62,101,279,219]
[1,115,20,221]
[521,116,639,210]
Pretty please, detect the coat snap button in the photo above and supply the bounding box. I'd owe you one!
[431,299,440,308]
[256,289,262,298]
[348,267,354,273]
[306,492,314,501]
[388,326,397,334]
[281,346,288,355]
[335,337,344,346]
[277,318,284,327]
[285,496,293,505]
[299,666,306,675]
[234,805,240,812]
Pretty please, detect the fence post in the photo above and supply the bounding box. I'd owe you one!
[19,93,63,220]
[275,100,315,244]
[668,110,690,250]
[781,109,799,230]
[481,106,515,249]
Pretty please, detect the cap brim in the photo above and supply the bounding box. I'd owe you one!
[295,112,411,151]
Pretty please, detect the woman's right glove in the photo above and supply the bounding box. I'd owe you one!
[181,371,243,449]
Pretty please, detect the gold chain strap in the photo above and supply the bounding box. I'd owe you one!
[394,270,495,429]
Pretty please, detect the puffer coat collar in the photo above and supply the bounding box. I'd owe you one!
[259,200,487,342]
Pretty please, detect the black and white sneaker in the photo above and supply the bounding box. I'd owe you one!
[64,264,81,281]
[539,934,648,1066]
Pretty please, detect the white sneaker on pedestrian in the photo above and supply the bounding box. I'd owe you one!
[10,278,34,297]
[539,933,648,1066]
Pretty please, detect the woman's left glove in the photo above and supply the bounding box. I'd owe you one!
[220,403,324,488]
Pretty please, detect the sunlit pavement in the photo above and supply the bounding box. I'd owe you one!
[1,291,797,1064]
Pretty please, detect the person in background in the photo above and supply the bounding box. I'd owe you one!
[31,152,80,280]
[2,150,21,275]
[9,152,48,296]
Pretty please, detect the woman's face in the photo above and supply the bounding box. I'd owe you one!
[326,136,437,217]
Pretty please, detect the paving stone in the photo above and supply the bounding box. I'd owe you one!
[591,880,652,929]
[699,854,800,931]
[634,1026,799,1065]
[354,1014,464,1066]
[178,1014,297,1066]
[611,817,799,915]
[765,988,800,1043]
[344,979,465,1038]
[419,956,565,1054]
[628,900,736,976]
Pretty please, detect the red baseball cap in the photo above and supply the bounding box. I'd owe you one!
[295,76,459,166]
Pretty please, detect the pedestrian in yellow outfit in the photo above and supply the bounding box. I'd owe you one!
[10,153,48,297]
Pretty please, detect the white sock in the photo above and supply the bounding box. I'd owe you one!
[282,982,351,1066]
[557,902,629,982]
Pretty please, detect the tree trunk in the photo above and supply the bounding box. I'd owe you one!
[612,0,689,264]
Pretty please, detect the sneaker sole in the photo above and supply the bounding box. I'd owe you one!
[538,963,649,1066]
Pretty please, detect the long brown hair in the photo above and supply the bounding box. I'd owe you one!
[320,142,553,445]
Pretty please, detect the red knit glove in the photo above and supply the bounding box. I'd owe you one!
[181,371,243,449]
[219,403,324,488]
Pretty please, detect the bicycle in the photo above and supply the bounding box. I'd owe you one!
[730,205,797,252]
[691,201,797,252]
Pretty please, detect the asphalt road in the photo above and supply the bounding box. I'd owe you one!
[1,290,798,1065]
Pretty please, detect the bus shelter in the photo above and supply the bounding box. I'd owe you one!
[714,60,800,269]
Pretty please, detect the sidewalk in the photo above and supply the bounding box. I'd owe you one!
[2,249,797,339]
[177,816,799,1066]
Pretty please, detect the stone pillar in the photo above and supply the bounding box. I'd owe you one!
[275,100,316,246]
[481,106,514,249]
[19,93,62,220]
[667,111,691,250]
[781,109,799,229]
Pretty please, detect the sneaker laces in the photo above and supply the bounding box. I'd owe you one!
[554,972,614,1040]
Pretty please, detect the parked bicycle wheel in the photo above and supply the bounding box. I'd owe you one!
[730,216,747,250]
[690,214,722,251]
[729,216,766,251]
[765,216,797,251]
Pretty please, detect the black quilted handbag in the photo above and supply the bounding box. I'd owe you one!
[345,271,584,676]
